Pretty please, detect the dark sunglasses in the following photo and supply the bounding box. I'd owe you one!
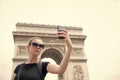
[31,42,44,49]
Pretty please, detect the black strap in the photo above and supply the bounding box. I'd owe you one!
[37,61,44,80]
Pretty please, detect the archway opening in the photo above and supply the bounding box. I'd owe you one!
[41,48,63,64]
[42,58,58,80]
[41,48,63,80]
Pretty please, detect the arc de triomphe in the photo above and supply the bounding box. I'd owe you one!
[12,22,89,80]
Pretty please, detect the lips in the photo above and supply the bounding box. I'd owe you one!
[34,49,40,52]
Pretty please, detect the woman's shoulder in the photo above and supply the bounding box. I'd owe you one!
[14,63,25,73]
[41,61,50,66]
[17,63,25,67]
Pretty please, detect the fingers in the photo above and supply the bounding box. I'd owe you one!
[57,29,69,36]
[56,29,69,40]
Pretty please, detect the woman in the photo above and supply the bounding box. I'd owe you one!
[12,29,73,80]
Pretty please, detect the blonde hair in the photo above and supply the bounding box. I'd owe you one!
[28,37,43,46]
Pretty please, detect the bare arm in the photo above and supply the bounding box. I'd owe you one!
[47,29,72,74]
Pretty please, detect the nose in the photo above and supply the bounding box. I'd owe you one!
[36,46,40,48]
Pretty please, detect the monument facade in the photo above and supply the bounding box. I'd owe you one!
[12,22,89,80]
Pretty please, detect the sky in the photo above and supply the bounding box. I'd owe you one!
[0,0,120,80]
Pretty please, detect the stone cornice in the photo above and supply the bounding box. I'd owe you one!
[16,22,83,30]
[12,57,87,62]
[70,58,88,62]
[12,31,86,40]
[12,57,27,62]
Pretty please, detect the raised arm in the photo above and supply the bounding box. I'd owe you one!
[47,29,72,74]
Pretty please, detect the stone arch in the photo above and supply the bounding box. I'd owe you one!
[41,47,63,64]
[12,23,89,80]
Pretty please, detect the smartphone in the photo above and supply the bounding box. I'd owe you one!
[57,26,65,39]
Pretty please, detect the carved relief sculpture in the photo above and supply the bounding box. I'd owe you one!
[73,65,84,80]
[17,45,27,56]
[72,48,84,56]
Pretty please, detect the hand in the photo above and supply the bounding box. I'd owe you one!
[57,29,70,42]
[57,29,72,48]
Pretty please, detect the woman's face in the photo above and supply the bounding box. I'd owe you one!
[28,39,44,56]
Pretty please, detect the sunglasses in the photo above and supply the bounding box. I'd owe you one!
[31,42,44,49]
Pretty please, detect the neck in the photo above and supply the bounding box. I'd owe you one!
[27,55,40,63]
